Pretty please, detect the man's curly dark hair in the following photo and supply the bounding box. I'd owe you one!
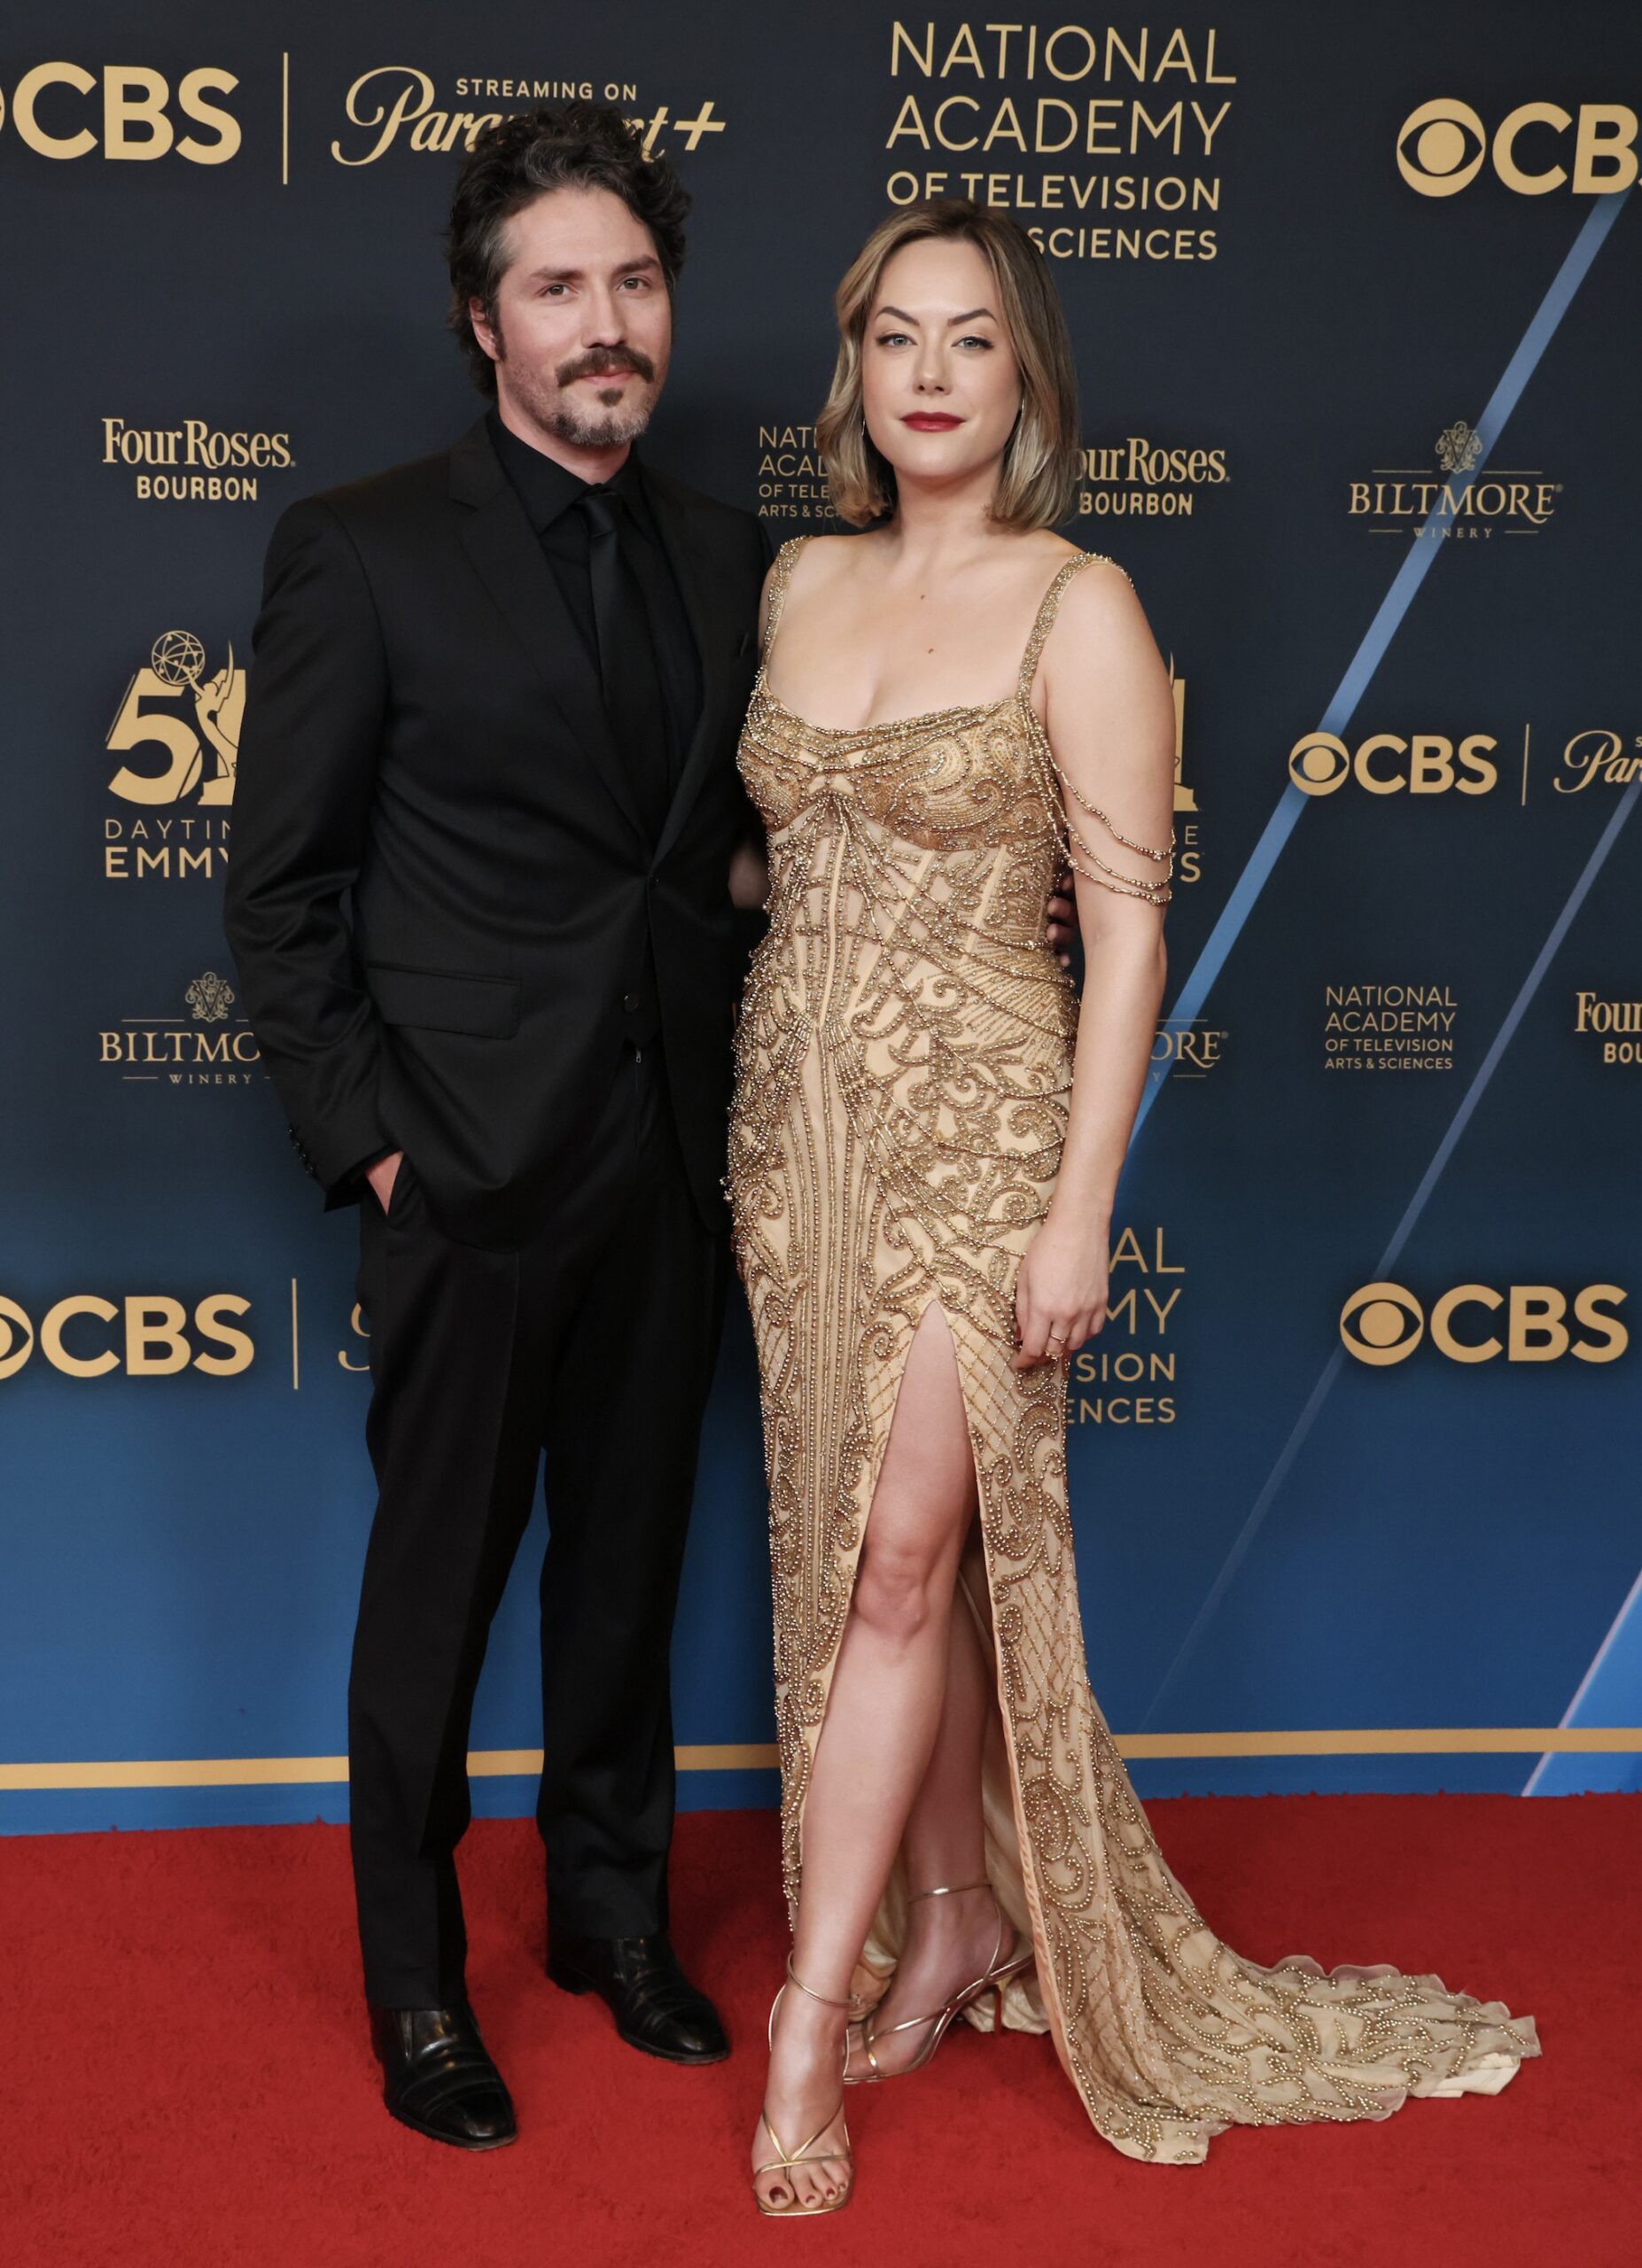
[446,103,691,396]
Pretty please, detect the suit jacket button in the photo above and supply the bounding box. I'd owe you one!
[623,992,642,1013]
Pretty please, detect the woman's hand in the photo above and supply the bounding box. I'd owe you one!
[1044,862,1078,969]
[729,829,770,910]
[1012,1207,1108,1371]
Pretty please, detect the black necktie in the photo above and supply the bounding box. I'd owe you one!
[580,488,670,839]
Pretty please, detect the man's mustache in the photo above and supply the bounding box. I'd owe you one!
[556,347,657,387]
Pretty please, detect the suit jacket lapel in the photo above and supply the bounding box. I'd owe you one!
[449,420,645,841]
[644,464,745,863]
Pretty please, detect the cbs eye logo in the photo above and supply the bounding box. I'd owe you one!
[1397,98,1638,198]
[1340,1281,1628,1367]
[1289,733,1351,796]
[1397,101,1489,197]
[1288,732,1498,798]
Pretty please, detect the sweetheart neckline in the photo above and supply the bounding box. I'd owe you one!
[752,678,1026,740]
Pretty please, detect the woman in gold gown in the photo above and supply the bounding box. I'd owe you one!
[727,199,1537,2218]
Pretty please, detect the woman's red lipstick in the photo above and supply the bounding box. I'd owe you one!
[902,412,962,431]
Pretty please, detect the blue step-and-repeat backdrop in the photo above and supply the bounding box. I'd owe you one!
[2,0,1638,1832]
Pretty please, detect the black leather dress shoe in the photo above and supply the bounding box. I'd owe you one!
[547,1931,728,2064]
[369,2002,518,2150]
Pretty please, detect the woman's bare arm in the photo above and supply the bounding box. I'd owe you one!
[1013,560,1176,1369]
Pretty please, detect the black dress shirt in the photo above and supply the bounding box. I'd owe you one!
[486,411,702,788]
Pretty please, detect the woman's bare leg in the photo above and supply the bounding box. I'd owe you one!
[752,1304,977,2210]
[844,1565,1008,2078]
[902,1551,992,1890]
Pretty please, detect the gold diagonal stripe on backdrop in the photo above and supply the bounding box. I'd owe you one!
[4,1729,1641,1791]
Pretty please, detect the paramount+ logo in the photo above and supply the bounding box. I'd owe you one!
[1288,732,1498,798]
[1340,1282,1627,1368]
[0,64,239,163]
[0,1294,253,1381]
[1397,99,1638,197]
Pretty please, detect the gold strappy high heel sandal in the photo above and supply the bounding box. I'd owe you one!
[847,1879,1034,2085]
[752,1958,865,2218]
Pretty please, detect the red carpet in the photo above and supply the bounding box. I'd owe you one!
[6,1796,1636,2268]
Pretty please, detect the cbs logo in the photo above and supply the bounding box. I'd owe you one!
[0,1294,253,1380]
[1397,99,1638,198]
[1288,733,1498,798]
[0,64,239,164]
[1340,1282,1627,1367]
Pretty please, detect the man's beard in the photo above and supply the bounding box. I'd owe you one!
[547,396,653,450]
[500,336,661,452]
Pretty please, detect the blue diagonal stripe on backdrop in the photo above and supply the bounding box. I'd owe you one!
[1523,1561,1642,1795]
[1132,185,1631,1138]
[1128,188,1635,1730]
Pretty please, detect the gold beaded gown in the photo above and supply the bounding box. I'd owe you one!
[727,536,1538,2164]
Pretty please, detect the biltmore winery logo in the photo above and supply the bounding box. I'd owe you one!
[1348,420,1560,540]
[104,628,241,880]
[100,969,264,1091]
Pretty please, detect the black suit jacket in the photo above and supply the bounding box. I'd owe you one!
[223,416,767,1248]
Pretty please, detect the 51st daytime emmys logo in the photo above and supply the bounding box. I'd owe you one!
[884,19,1233,263]
[103,628,242,882]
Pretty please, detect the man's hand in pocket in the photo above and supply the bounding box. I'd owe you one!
[367,1150,404,1214]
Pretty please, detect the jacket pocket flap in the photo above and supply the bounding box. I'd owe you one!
[367,964,520,1038]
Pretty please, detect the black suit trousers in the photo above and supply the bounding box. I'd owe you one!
[346,1043,728,2007]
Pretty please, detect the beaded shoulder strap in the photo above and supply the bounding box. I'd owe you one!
[1020,551,1172,905]
[760,534,813,663]
[1016,550,1115,700]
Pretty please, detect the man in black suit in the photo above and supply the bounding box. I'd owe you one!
[224,105,765,2149]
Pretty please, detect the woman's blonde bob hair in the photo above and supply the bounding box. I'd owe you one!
[817,199,1082,531]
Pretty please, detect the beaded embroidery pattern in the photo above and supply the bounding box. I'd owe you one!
[728,535,1537,2163]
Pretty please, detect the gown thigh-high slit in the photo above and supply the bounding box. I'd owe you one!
[728,536,1539,2165]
